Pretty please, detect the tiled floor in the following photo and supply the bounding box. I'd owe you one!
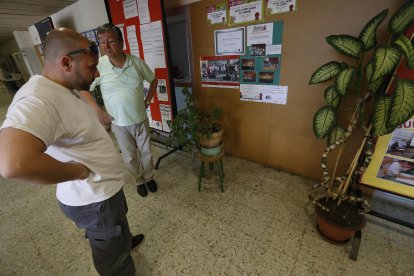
[0,86,413,275]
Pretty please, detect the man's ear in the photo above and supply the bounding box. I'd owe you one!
[61,56,73,72]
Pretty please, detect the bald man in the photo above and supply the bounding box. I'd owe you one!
[0,28,142,276]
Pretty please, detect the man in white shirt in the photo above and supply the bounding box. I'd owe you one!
[0,28,142,276]
[387,160,414,181]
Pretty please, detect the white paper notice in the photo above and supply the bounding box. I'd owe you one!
[262,85,288,104]
[208,10,227,25]
[138,0,150,24]
[126,25,140,58]
[240,84,288,104]
[152,120,163,130]
[266,44,282,55]
[140,21,166,70]
[229,0,262,24]
[268,0,296,14]
[247,23,273,46]
[116,24,127,50]
[159,104,172,133]
[157,79,168,102]
[123,0,139,19]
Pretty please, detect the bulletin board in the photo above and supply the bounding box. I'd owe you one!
[104,0,174,133]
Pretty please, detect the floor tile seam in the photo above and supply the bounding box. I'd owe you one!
[290,259,328,276]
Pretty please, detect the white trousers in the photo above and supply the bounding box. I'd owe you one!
[111,119,154,185]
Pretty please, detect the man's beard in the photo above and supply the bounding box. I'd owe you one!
[73,70,93,91]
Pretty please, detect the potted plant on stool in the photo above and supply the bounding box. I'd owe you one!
[309,1,414,242]
[167,88,223,156]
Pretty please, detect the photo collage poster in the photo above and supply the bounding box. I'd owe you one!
[239,21,283,86]
[361,116,414,198]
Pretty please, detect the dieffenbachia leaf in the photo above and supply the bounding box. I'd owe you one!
[389,1,414,35]
[394,34,414,69]
[365,62,385,93]
[324,85,341,109]
[387,79,414,130]
[309,61,342,84]
[335,67,356,96]
[372,46,401,81]
[326,35,364,58]
[313,106,336,139]
[359,9,388,51]
[327,126,345,146]
[372,95,392,136]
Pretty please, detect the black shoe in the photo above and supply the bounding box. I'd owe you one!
[132,234,144,249]
[137,184,148,197]
[147,179,158,193]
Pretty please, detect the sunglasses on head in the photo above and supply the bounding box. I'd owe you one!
[66,42,99,57]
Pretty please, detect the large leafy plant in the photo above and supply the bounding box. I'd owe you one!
[309,2,414,204]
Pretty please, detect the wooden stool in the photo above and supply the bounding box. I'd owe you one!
[196,147,225,192]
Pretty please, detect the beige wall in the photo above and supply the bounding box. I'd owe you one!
[189,0,405,180]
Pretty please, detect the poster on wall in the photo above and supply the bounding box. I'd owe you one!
[240,84,287,104]
[82,29,98,45]
[137,0,150,24]
[240,20,283,86]
[361,117,414,199]
[157,79,168,102]
[126,25,140,58]
[229,0,263,25]
[247,23,273,46]
[207,3,227,25]
[123,0,139,19]
[200,55,240,88]
[215,27,245,56]
[160,104,172,132]
[266,0,296,14]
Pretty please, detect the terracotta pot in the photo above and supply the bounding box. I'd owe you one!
[315,197,366,243]
[199,127,223,148]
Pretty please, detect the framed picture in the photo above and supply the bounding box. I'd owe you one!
[215,27,245,56]
[242,58,255,70]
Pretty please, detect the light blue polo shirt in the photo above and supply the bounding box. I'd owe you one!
[90,54,155,126]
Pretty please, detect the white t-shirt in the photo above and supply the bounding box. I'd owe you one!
[1,75,124,206]
[388,162,402,177]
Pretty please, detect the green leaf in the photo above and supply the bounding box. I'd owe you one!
[394,35,414,69]
[326,35,364,58]
[309,61,341,84]
[372,46,401,81]
[335,67,356,96]
[387,79,414,130]
[313,106,337,139]
[324,85,341,109]
[365,62,385,92]
[359,9,388,51]
[389,1,414,35]
[372,95,392,136]
[327,126,345,146]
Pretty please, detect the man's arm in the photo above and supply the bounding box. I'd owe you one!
[0,128,89,184]
[144,78,158,108]
[79,90,113,125]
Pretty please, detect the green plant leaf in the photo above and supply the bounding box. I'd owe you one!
[359,9,388,51]
[372,46,401,81]
[394,34,414,69]
[387,79,414,130]
[326,35,364,58]
[335,67,356,96]
[309,61,342,84]
[389,1,414,35]
[372,95,392,136]
[324,85,341,109]
[327,126,345,146]
[313,106,337,139]
[365,62,385,93]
